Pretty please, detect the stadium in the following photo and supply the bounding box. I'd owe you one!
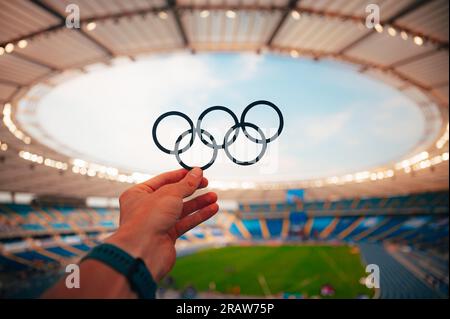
[0,0,448,300]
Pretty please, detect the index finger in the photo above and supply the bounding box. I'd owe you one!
[138,168,188,192]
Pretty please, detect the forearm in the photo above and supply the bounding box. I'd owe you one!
[42,260,137,299]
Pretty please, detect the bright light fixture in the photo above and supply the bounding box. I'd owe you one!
[414,36,423,46]
[226,10,236,19]
[374,24,383,33]
[290,50,299,58]
[400,31,408,40]
[200,10,210,18]
[86,22,97,31]
[291,10,301,20]
[387,27,397,37]
[18,39,28,48]
[5,43,14,53]
[158,11,168,19]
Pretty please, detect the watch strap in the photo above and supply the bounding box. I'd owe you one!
[82,243,156,299]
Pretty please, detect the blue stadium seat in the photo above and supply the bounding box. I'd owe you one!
[229,223,243,238]
[46,246,78,258]
[345,216,385,240]
[266,219,283,237]
[21,223,45,231]
[0,254,30,271]
[72,243,92,252]
[242,219,263,239]
[329,216,358,238]
[14,251,56,263]
[310,217,334,236]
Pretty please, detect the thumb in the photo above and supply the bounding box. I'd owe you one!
[166,167,203,198]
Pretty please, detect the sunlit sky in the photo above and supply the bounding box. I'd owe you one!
[18,53,424,182]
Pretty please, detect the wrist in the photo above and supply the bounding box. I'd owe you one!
[105,227,164,282]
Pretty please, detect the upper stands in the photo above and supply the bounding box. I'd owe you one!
[238,191,448,215]
[0,204,118,238]
[228,192,448,249]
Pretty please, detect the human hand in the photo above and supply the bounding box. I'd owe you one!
[106,167,218,282]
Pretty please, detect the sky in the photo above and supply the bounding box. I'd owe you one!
[18,52,425,182]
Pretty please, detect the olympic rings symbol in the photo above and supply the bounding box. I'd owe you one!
[152,100,284,170]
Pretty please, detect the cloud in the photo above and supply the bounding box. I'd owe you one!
[234,53,264,80]
[369,96,424,143]
[303,111,352,143]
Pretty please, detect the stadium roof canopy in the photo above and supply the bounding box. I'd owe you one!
[0,0,448,202]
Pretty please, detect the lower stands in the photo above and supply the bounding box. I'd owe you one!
[359,243,444,299]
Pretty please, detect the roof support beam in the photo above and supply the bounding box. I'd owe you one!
[338,0,430,55]
[12,51,59,72]
[389,49,440,68]
[0,79,22,87]
[0,24,62,49]
[266,0,300,47]
[167,0,189,47]
[78,31,115,57]
[431,81,449,89]
[29,0,115,58]
[389,42,448,71]
[271,45,436,93]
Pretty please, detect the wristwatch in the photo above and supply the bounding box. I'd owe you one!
[81,243,157,299]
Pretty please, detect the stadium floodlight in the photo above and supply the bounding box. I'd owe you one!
[435,123,449,149]
[291,10,301,20]
[414,36,424,46]
[200,10,210,18]
[5,43,14,53]
[374,24,383,33]
[14,193,34,204]
[431,156,443,165]
[158,11,168,19]
[400,31,408,40]
[387,27,397,37]
[73,158,87,167]
[17,39,28,48]
[0,191,13,203]
[290,50,299,58]
[226,10,236,19]
[86,22,97,31]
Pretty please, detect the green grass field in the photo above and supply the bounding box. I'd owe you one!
[169,245,373,298]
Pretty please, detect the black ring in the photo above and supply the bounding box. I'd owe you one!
[174,128,218,170]
[223,122,267,166]
[152,101,283,170]
[152,111,194,155]
[240,100,284,144]
[196,106,240,149]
